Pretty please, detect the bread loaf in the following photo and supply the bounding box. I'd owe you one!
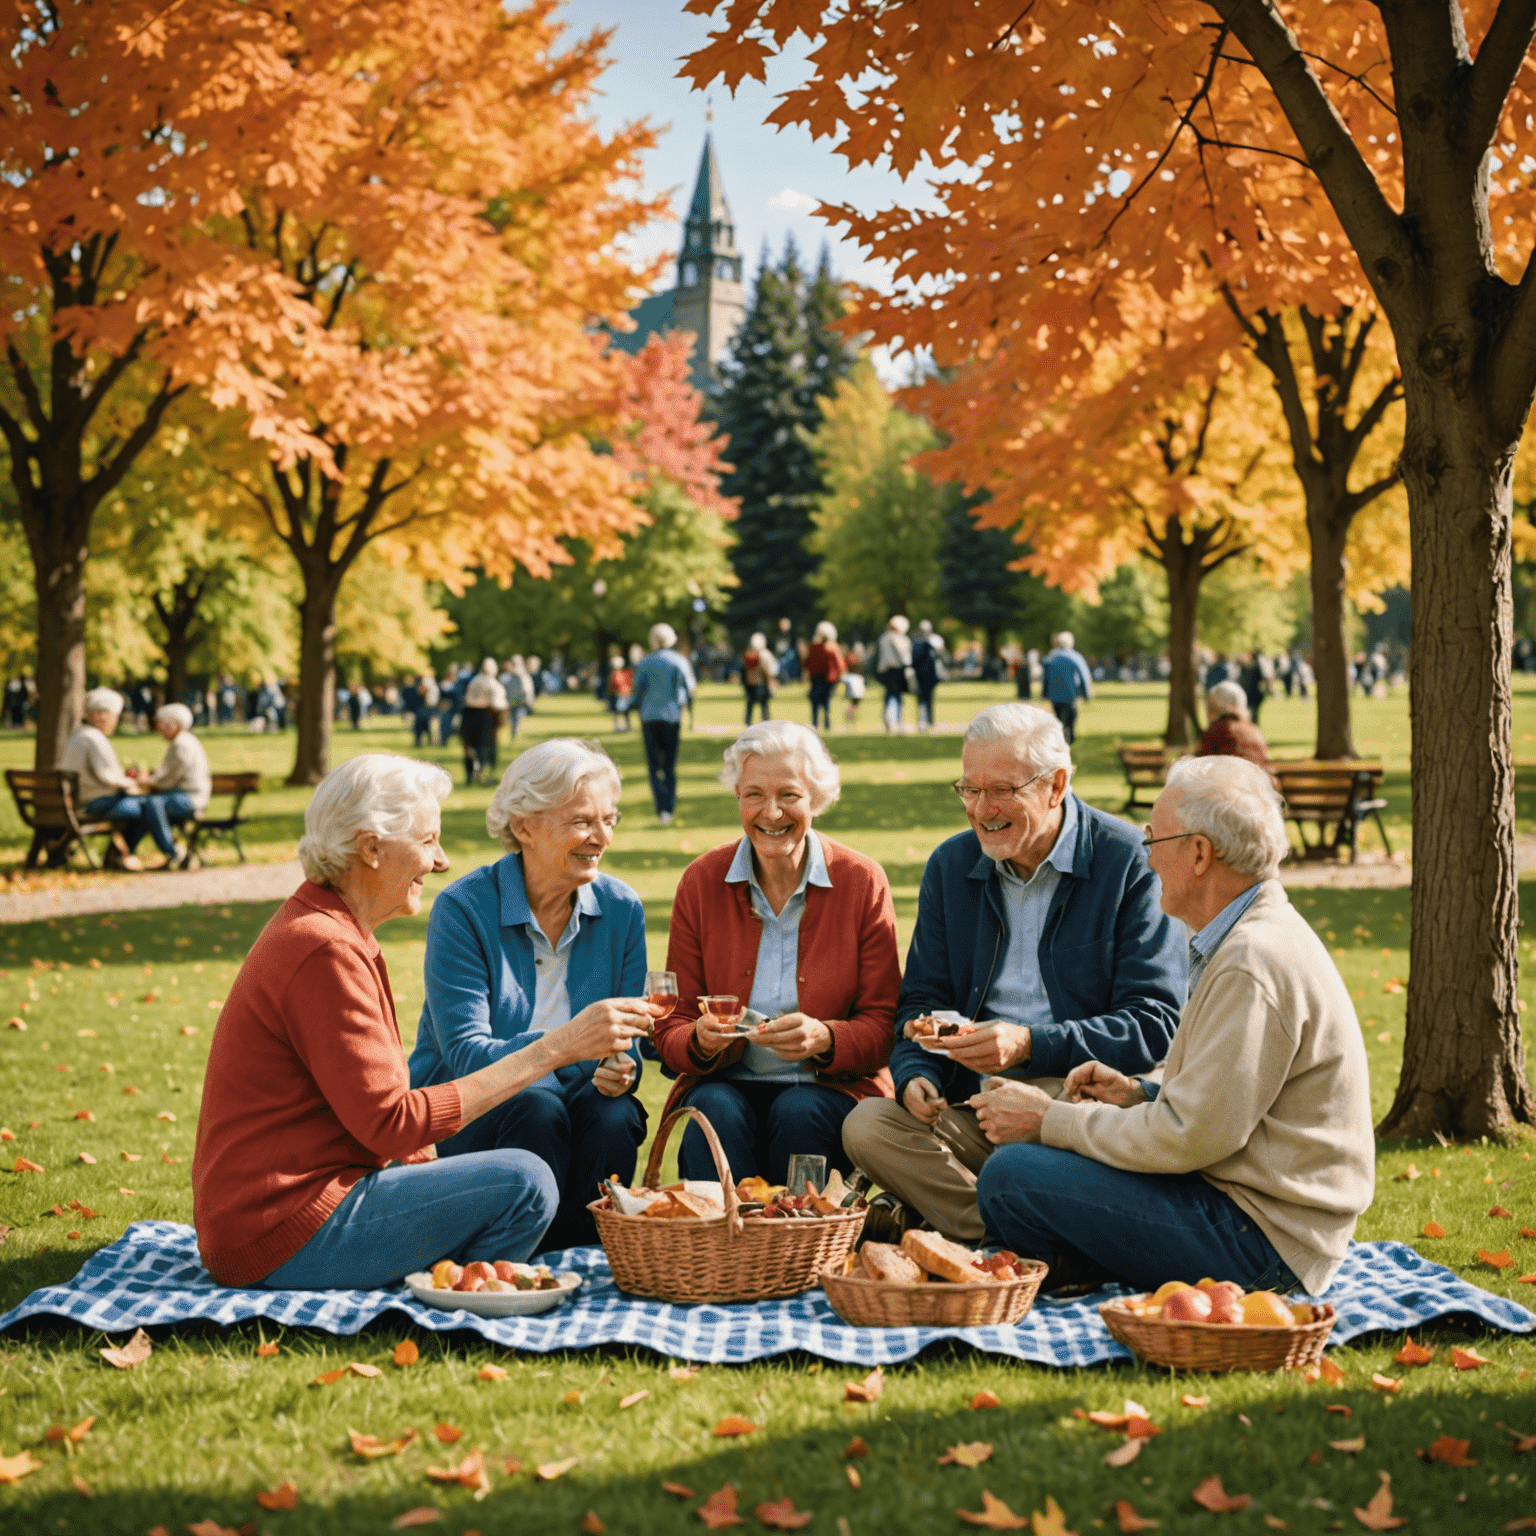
[900,1229,993,1283]
[859,1242,925,1285]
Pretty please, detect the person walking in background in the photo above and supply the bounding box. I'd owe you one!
[843,644,867,729]
[413,672,440,748]
[741,632,777,724]
[461,658,508,786]
[501,657,533,736]
[804,621,845,733]
[912,620,947,732]
[1239,650,1274,726]
[1012,645,1032,701]
[875,614,913,735]
[604,655,634,732]
[1040,630,1093,744]
[629,622,696,827]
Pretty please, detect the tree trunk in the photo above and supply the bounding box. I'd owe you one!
[289,578,340,786]
[1377,398,1531,1140]
[1160,540,1203,747]
[1308,509,1357,760]
[164,636,191,711]
[30,540,88,771]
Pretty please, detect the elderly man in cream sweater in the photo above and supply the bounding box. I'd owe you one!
[972,755,1373,1297]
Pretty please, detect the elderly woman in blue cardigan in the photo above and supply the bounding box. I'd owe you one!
[409,738,653,1252]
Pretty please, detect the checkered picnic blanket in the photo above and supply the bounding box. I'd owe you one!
[2,1222,1530,1366]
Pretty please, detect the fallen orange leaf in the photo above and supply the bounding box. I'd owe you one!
[1191,1476,1251,1513]
[70,1470,94,1498]
[712,1416,758,1437]
[1104,1439,1144,1469]
[1126,1414,1161,1440]
[185,1524,239,1536]
[536,1457,578,1481]
[121,1151,141,1162]
[434,1423,463,1443]
[1500,1422,1536,1453]
[256,1482,299,1511]
[1326,1405,1354,1417]
[1180,1395,1210,1409]
[844,1367,883,1403]
[970,1390,1001,1410]
[74,1109,94,1122]
[77,1152,96,1165]
[503,1457,525,1475]
[1426,1434,1478,1467]
[0,1450,42,1484]
[1353,1473,1406,1531]
[1315,1357,1346,1386]
[349,1428,418,1459]
[99,1328,152,1369]
[663,1480,697,1498]
[1115,1500,1160,1533]
[697,1484,746,1529]
[1481,1248,1515,1269]
[1519,1273,1536,1284]
[1087,1410,1129,1429]
[479,1365,508,1382]
[619,1389,649,1409]
[755,1497,814,1530]
[844,1437,868,1459]
[1370,1373,1402,1394]
[256,1342,279,1358]
[1422,1221,1446,1238]
[392,1340,419,1367]
[12,1156,44,1173]
[1491,1206,1514,1218]
[955,1490,1029,1529]
[1452,1347,1494,1370]
[937,1442,994,1467]
[581,1514,605,1535]
[390,1511,443,1530]
[426,1449,489,1492]
[310,1368,348,1386]
[1394,1341,1434,1366]
[1522,1228,1536,1239]
[349,1361,381,1378]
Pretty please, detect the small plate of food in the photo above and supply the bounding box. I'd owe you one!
[907,1011,979,1053]
[405,1259,581,1317]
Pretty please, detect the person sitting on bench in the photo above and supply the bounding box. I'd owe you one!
[142,704,212,863]
[972,756,1374,1296]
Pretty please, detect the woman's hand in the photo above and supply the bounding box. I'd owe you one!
[693,1011,740,1059]
[756,1011,832,1062]
[547,997,652,1068]
[902,1077,947,1124]
[1062,1060,1147,1109]
[594,1052,637,1097]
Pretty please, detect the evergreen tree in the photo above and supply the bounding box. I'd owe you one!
[716,237,853,639]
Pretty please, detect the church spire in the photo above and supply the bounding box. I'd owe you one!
[680,134,740,281]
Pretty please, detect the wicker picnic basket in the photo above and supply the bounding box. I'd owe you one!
[588,1107,866,1304]
[1099,1297,1337,1373]
[819,1256,1048,1328]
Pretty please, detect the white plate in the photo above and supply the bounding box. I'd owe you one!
[405,1268,581,1317]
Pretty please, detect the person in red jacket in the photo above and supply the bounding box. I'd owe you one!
[654,720,900,1184]
[803,620,846,733]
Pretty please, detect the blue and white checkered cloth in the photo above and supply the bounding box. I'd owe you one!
[2,1222,1531,1366]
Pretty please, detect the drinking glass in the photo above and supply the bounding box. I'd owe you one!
[645,970,679,1025]
[698,994,743,1027]
[786,1154,828,1195]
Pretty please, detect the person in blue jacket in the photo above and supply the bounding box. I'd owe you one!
[409,738,653,1252]
[1040,630,1093,744]
[628,622,697,826]
[842,702,1185,1245]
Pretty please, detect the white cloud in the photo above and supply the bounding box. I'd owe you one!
[767,188,819,212]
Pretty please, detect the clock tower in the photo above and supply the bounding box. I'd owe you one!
[671,135,745,390]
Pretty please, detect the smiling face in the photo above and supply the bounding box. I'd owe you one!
[365,804,450,925]
[959,737,1068,874]
[736,753,815,871]
[512,779,620,892]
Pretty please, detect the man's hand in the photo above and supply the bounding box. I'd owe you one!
[593,1052,636,1098]
[1062,1060,1147,1109]
[968,1081,1054,1145]
[755,1011,833,1062]
[549,998,652,1067]
[943,1021,1032,1075]
[902,1077,947,1124]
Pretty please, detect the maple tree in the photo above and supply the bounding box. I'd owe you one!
[684,0,1536,1140]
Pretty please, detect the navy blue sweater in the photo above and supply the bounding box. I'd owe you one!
[890,796,1186,1106]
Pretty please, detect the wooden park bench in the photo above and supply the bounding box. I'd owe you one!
[1272,760,1391,863]
[6,768,119,869]
[182,772,262,868]
[1115,743,1174,814]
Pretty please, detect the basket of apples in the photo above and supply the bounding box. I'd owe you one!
[1099,1279,1336,1373]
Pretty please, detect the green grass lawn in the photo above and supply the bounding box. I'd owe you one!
[5,681,1536,1532]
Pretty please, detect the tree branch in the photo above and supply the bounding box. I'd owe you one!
[1344,372,1404,457]
[5,345,48,435]
[1344,469,1403,516]
[1467,0,1536,155]
[85,380,187,517]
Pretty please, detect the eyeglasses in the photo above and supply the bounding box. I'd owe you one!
[1141,825,1204,848]
[953,771,1051,805]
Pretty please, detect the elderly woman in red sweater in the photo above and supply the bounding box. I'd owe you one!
[654,720,900,1184]
[192,753,647,1289]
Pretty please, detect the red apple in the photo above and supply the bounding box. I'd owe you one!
[1159,1287,1213,1322]
[1205,1282,1244,1324]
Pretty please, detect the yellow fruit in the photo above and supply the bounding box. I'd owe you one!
[1195,1277,1218,1290]
[1290,1302,1315,1325]
[1149,1280,1191,1305]
[1240,1291,1297,1328]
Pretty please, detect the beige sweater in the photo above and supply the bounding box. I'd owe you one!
[1040,880,1373,1295]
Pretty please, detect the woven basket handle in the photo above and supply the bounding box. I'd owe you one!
[642,1106,743,1237]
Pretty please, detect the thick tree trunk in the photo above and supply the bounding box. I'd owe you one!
[289,580,340,786]
[28,529,89,771]
[1161,542,1203,747]
[164,639,190,711]
[1377,399,1531,1140]
[1308,510,1357,760]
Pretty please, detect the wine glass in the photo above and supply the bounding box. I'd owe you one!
[644,970,679,1026]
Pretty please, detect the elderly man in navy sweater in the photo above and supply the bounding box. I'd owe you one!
[843,703,1185,1243]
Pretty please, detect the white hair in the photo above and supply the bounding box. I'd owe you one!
[748,631,768,650]
[1052,631,1075,650]
[918,619,933,636]
[480,657,499,675]
[813,620,837,643]
[648,623,676,651]
[83,688,125,720]
[487,738,622,852]
[963,703,1074,780]
[888,614,910,634]
[1206,680,1250,720]
[155,704,193,732]
[298,754,452,886]
[1164,756,1288,879]
[719,720,841,815]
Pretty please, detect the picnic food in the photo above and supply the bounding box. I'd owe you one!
[909,1015,978,1042]
[594,1171,865,1221]
[1124,1280,1305,1326]
[859,1242,925,1285]
[428,1259,560,1293]
[901,1229,994,1283]
[838,1234,1024,1285]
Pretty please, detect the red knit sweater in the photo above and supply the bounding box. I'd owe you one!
[654,835,899,1120]
[192,883,462,1285]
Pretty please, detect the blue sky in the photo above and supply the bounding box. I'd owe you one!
[555,0,937,297]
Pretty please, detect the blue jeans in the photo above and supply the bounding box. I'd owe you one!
[808,679,833,730]
[86,792,195,858]
[259,1150,557,1289]
[678,1080,856,1187]
[641,719,680,815]
[1050,700,1078,743]
[976,1144,1299,1293]
[437,1079,646,1253]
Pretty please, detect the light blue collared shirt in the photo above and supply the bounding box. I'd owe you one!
[985,792,1079,1031]
[1186,881,1265,1001]
[724,829,832,1084]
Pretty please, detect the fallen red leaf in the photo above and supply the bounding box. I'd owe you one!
[1115,1499,1161,1533]
[1191,1477,1252,1513]
[1452,1347,1494,1370]
[99,1328,152,1369]
[937,1442,993,1467]
[970,1390,1000,1410]
[392,1340,419,1366]
[1394,1341,1434,1366]
[663,1480,697,1498]
[844,1437,868,1460]
[1427,1434,1478,1467]
[755,1497,814,1530]
[955,1490,1029,1529]
[697,1484,745,1529]
[434,1423,463,1443]
[256,1342,279,1358]
[712,1416,758,1437]
[1353,1473,1407,1531]
[581,1514,605,1535]
[844,1367,883,1403]
[1422,1221,1446,1238]
[256,1483,299,1511]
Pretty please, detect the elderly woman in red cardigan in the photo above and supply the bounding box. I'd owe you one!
[654,720,900,1184]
